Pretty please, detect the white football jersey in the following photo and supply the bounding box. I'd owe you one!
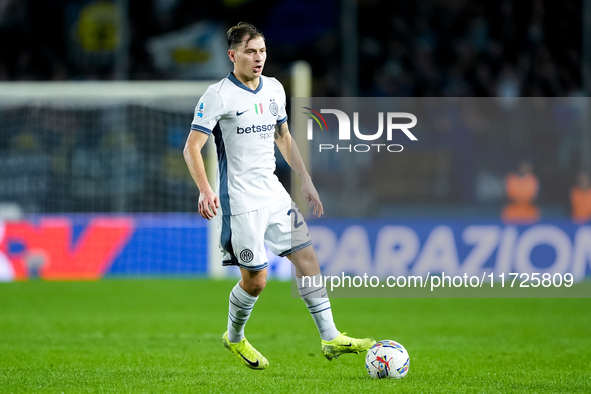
[191,72,290,215]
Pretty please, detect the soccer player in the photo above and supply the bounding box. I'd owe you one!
[183,22,374,370]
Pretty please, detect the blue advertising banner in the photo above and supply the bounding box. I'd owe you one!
[2,214,589,283]
[308,219,591,282]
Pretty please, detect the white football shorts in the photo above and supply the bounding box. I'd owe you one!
[218,196,312,271]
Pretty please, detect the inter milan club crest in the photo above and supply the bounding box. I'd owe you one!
[269,100,279,116]
[240,249,254,263]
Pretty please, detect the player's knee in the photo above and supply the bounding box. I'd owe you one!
[292,245,319,265]
[242,276,266,296]
[290,246,320,277]
[302,246,318,262]
[246,281,266,296]
[252,278,266,295]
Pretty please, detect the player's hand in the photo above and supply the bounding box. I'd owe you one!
[198,189,220,220]
[301,175,324,217]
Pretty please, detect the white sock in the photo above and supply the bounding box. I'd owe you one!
[297,274,340,342]
[227,281,258,343]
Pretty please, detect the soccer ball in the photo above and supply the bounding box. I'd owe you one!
[365,340,410,379]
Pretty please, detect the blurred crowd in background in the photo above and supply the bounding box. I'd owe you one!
[0,0,589,221]
[0,0,583,96]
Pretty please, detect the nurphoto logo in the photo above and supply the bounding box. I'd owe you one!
[303,107,418,153]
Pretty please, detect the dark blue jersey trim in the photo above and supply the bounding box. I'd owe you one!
[222,260,268,271]
[306,300,330,309]
[310,306,332,314]
[279,240,313,257]
[191,124,212,135]
[300,286,326,298]
[213,123,231,215]
[230,291,255,310]
[221,215,236,263]
[229,298,254,311]
[228,72,263,94]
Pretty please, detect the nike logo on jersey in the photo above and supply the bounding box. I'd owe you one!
[236,110,249,116]
[238,351,260,367]
[342,343,352,347]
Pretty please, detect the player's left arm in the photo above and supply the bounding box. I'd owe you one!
[274,122,324,217]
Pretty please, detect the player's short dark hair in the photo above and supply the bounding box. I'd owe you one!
[227,22,265,49]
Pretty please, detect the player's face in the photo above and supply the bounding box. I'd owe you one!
[230,36,266,82]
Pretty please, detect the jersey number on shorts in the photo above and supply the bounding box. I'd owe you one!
[287,208,304,228]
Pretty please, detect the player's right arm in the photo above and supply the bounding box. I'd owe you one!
[184,88,224,220]
[184,131,219,220]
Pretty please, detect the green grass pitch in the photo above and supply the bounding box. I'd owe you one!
[0,279,590,393]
